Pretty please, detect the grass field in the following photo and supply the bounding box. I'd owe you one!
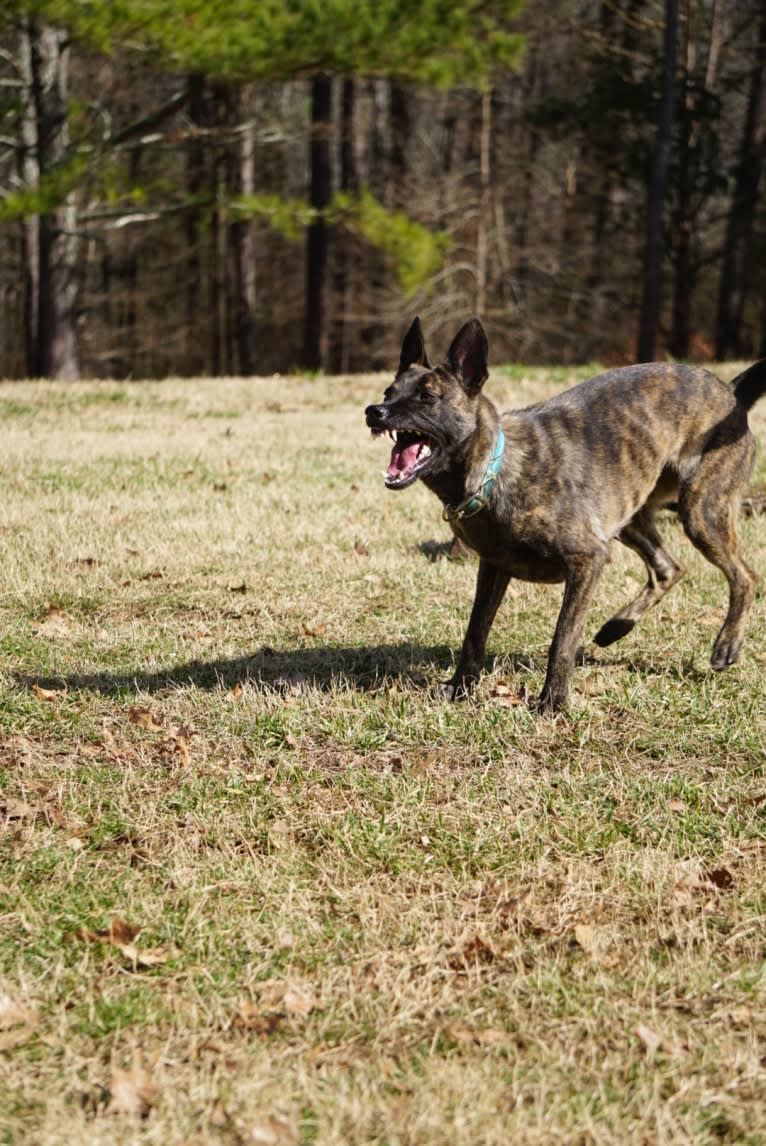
[1,363,766,1144]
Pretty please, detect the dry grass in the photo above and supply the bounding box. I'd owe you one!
[1,365,766,1144]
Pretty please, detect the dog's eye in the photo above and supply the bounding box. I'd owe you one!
[419,390,437,404]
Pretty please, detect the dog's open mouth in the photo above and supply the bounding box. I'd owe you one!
[372,428,435,488]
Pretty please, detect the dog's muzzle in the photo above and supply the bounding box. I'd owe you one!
[365,404,388,431]
[365,404,436,489]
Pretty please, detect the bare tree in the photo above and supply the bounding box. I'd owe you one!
[20,18,79,378]
[715,1,766,360]
[303,75,332,370]
[637,0,680,362]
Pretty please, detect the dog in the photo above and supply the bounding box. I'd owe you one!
[365,317,766,712]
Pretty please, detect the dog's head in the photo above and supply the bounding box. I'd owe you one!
[365,317,489,489]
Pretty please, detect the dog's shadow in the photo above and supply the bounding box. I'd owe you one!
[16,642,482,698]
[15,640,704,701]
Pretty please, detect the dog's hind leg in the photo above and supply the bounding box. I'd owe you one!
[679,474,757,670]
[593,508,685,648]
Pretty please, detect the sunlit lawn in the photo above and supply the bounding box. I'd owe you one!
[1,364,765,1144]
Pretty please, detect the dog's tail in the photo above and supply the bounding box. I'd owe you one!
[733,359,766,410]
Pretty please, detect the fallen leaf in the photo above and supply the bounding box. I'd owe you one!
[162,725,193,767]
[489,682,526,707]
[0,993,39,1052]
[1,796,40,821]
[232,1001,284,1036]
[573,923,597,950]
[31,682,66,702]
[128,706,163,732]
[663,1036,689,1058]
[110,918,142,946]
[301,622,326,637]
[250,1115,298,1145]
[255,979,318,1018]
[447,1021,507,1048]
[118,943,181,969]
[66,556,98,569]
[0,1024,38,1052]
[268,820,291,847]
[406,750,438,775]
[705,867,734,890]
[0,993,37,1029]
[282,984,317,1018]
[73,917,178,968]
[635,1023,663,1058]
[353,541,369,557]
[105,1048,159,1117]
[446,931,496,970]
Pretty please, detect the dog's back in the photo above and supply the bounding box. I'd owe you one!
[503,363,750,544]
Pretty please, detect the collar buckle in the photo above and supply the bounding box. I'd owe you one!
[443,492,488,523]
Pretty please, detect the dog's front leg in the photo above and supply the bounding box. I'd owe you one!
[537,551,608,713]
[444,558,511,699]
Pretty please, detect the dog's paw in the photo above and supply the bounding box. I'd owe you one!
[711,638,743,671]
[593,616,636,648]
[439,676,477,701]
[532,689,567,716]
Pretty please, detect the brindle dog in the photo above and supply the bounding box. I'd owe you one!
[365,317,766,712]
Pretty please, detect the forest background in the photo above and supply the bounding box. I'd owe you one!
[1,0,765,382]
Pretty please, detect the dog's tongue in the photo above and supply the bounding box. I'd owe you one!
[387,439,424,481]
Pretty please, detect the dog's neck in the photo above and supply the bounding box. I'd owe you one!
[423,395,503,508]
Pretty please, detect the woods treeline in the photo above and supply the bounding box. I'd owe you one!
[1,0,765,380]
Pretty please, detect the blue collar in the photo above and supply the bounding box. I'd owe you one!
[443,425,505,523]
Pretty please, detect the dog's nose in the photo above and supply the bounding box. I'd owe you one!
[365,403,387,426]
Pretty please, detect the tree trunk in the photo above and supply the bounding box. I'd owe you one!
[669,0,695,359]
[329,78,357,373]
[185,74,208,375]
[303,75,332,371]
[20,19,80,379]
[475,90,492,317]
[637,0,679,362]
[233,86,257,375]
[715,2,766,360]
[670,0,723,358]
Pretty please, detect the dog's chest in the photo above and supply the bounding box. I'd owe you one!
[451,514,567,583]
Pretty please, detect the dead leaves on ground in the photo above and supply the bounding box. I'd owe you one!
[0,992,39,1052]
[34,603,79,640]
[673,860,736,909]
[104,1047,159,1118]
[73,917,180,970]
[128,705,194,767]
[233,980,319,1036]
[635,1022,689,1062]
[250,1115,298,1145]
[488,680,527,708]
[30,682,67,702]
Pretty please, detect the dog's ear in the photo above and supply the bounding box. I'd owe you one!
[398,316,430,373]
[447,319,489,395]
